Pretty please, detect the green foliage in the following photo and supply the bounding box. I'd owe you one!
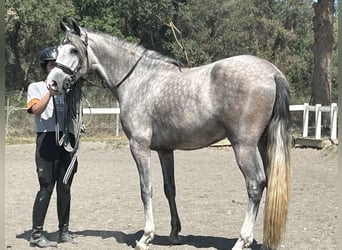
[5,0,76,90]
[73,0,123,36]
[171,0,320,103]
[111,0,181,53]
[5,0,338,104]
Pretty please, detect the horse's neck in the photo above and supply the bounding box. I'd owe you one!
[88,33,182,103]
[89,34,139,89]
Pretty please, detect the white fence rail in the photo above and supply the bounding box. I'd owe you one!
[289,103,338,140]
[83,103,338,140]
[83,108,121,136]
[5,103,338,140]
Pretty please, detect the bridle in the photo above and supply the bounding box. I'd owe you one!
[52,29,145,183]
[55,30,90,93]
[56,29,146,91]
[51,31,90,184]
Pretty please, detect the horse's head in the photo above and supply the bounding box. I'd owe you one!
[46,17,89,94]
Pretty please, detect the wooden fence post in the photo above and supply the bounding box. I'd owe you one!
[330,103,338,140]
[115,100,120,136]
[6,98,10,137]
[303,103,309,138]
[315,104,321,139]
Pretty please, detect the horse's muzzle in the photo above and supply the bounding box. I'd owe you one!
[46,79,59,95]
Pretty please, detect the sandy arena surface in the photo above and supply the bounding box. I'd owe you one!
[5,142,337,250]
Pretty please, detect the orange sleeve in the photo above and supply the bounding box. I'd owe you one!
[26,98,40,113]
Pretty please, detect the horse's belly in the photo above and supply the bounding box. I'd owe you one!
[150,122,226,150]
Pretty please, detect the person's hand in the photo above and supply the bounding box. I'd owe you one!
[46,79,59,95]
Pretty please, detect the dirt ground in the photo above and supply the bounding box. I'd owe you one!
[5,142,337,250]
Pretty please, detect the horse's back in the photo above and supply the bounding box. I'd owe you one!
[210,55,283,86]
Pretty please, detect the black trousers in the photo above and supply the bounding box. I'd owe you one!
[32,132,77,233]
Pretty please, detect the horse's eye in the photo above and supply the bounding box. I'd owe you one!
[70,48,78,54]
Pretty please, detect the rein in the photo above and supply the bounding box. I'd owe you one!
[53,80,84,184]
[115,52,145,88]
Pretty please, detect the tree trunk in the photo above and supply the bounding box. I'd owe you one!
[312,0,334,107]
[312,0,334,128]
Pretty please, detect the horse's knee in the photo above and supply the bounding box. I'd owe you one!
[140,186,153,202]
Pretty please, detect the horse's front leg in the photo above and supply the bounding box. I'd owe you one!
[157,150,181,244]
[130,139,154,250]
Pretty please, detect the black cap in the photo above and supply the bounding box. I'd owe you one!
[39,46,58,63]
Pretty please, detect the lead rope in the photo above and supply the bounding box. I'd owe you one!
[53,81,84,184]
[53,97,65,146]
[63,82,84,184]
[63,83,82,154]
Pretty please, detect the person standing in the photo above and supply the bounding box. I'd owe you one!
[26,46,77,247]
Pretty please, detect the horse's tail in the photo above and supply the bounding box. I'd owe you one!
[263,74,291,249]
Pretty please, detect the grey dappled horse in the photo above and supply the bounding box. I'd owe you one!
[46,18,291,250]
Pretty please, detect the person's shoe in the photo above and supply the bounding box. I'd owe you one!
[29,234,57,248]
[58,231,77,244]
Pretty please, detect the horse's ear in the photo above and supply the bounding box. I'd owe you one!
[70,18,81,36]
[60,17,71,32]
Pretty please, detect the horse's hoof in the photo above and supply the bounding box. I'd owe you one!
[232,246,243,250]
[135,240,149,250]
[169,235,181,245]
[232,238,245,250]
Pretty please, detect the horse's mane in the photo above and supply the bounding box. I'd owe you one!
[61,32,88,65]
[82,29,183,68]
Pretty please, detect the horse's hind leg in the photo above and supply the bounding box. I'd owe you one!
[157,150,182,244]
[258,132,268,176]
[232,144,266,250]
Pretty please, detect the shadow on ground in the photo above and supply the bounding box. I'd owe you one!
[17,229,262,250]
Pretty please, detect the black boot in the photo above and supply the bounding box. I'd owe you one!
[30,190,55,248]
[29,230,57,248]
[57,191,77,244]
[58,230,77,244]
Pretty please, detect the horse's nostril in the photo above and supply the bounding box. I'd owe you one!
[46,79,58,93]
